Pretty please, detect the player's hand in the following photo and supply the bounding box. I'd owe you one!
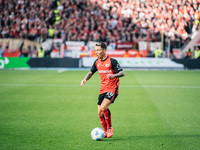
[107,74,115,79]
[81,79,86,87]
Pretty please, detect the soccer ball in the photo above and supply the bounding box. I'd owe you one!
[91,127,104,141]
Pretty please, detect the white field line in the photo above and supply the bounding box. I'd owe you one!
[0,84,200,89]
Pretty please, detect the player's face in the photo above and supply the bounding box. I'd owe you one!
[95,46,105,59]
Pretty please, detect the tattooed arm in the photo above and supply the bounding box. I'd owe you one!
[81,59,97,87]
[107,58,125,79]
[107,70,125,79]
[81,71,94,87]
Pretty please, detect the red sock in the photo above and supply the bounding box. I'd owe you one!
[103,109,112,128]
[99,115,107,131]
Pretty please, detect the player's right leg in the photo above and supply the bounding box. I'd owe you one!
[98,105,107,137]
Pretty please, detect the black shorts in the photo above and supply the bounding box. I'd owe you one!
[97,92,118,105]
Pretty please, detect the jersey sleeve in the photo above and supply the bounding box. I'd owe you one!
[110,58,123,73]
[90,59,98,73]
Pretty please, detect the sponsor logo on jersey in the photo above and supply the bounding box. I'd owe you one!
[106,64,109,67]
[98,70,112,73]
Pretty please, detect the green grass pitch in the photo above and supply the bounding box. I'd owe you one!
[0,69,200,150]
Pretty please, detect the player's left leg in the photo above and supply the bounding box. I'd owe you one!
[101,98,113,138]
[97,93,108,137]
[101,98,112,127]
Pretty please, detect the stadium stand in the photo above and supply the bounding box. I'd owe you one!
[0,0,200,58]
[1,0,199,41]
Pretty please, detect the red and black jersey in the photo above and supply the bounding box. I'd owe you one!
[90,56,123,94]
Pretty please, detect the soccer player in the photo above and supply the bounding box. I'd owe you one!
[81,43,125,138]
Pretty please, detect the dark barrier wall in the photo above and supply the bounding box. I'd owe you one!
[0,57,79,69]
[172,59,200,69]
[1,57,200,69]
[27,57,79,68]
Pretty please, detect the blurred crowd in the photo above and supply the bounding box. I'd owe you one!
[0,0,200,44]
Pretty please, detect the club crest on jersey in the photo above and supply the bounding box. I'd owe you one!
[106,64,109,67]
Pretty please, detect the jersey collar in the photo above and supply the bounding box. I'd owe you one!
[100,56,109,62]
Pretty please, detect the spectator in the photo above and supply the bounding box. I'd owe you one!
[185,49,192,59]
[48,25,55,38]
[124,49,130,58]
[154,47,163,58]
[37,47,45,58]
[19,40,24,57]
[0,45,3,57]
[170,51,176,59]
[134,49,143,58]
[30,45,38,58]
[194,10,200,26]
[194,46,200,59]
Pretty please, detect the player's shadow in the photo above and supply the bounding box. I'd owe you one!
[102,134,200,141]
